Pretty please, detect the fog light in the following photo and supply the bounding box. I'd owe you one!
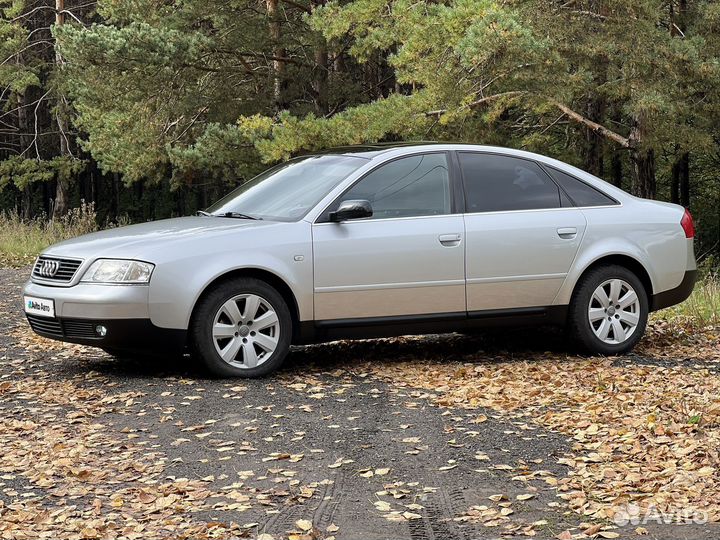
[95,325,107,337]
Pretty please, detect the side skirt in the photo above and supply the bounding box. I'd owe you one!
[295,306,568,345]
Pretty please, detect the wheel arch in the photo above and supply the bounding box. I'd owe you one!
[189,267,301,342]
[571,254,654,303]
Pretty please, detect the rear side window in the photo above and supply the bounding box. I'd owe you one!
[458,153,561,212]
[547,167,618,207]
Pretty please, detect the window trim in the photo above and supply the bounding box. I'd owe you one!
[314,150,459,223]
[455,151,565,214]
[539,164,621,208]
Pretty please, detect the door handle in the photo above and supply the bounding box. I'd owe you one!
[557,227,577,239]
[438,233,462,246]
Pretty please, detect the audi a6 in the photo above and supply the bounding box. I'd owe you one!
[23,144,697,377]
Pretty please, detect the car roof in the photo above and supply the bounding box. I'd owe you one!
[309,141,444,158]
[313,142,546,160]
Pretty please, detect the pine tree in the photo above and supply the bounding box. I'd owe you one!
[237,0,720,199]
[0,0,86,217]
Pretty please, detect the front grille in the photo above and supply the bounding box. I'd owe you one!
[32,256,83,283]
[26,315,99,340]
[26,315,63,337]
[62,319,97,338]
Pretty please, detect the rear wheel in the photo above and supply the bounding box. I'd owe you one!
[568,265,648,355]
[191,277,292,377]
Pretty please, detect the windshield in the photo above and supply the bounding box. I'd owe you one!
[205,155,368,221]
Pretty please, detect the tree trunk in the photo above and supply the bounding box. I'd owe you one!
[53,136,71,219]
[43,181,51,216]
[266,0,285,109]
[671,158,680,204]
[611,151,623,188]
[52,0,71,220]
[679,152,690,207]
[112,172,120,219]
[630,147,656,199]
[17,91,33,219]
[628,115,656,199]
[313,41,328,115]
[92,163,99,207]
[582,54,607,177]
[582,98,605,177]
[670,152,689,206]
[670,3,690,208]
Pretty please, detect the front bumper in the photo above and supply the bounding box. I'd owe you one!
[25,314,186,351]
[22,280,186,351]
[24,280,151,319]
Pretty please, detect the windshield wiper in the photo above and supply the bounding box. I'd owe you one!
[196,210,212,216]
[217,211,262,220]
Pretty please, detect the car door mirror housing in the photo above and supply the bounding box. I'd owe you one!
[329,200,373,222]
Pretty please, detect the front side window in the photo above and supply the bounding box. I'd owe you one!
[330,153,451,220]
[458,153,562,213]
[206,155,367,221]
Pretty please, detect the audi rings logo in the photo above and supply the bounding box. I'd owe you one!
[38,259,60,278]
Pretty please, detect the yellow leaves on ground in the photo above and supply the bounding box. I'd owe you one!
[366,324,720,523]
[359,467,391,478]
[327,457,354,469]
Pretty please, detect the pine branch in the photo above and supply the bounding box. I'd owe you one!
[549,99,630,148]
[425,91,526,117]
[425,92,631,149]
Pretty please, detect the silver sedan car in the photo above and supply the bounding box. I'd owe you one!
[23,144,697,377]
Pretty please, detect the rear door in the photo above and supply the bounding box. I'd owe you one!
[312,152,466,321]
[457,152,587,312]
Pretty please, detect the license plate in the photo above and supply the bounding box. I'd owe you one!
[24,296,55,318]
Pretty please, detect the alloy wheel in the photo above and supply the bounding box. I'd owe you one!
[588,279,641,345]
[212,294,280,368]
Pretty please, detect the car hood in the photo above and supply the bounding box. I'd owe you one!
[44,216,275,261]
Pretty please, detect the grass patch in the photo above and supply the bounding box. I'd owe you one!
[0,202,99,267]
[654,274,720,327]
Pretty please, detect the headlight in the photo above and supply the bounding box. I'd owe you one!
[81,259,154,284]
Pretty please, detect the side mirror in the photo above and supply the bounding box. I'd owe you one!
[329,199,373,222]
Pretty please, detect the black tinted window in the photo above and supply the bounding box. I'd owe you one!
[548,167,618,207]
[336,153,451,219]
[458,153,561,212]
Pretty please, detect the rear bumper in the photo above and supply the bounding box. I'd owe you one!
[651,269,697,311]
[25,314,186,352]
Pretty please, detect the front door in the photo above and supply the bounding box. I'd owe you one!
[312,152,466,321]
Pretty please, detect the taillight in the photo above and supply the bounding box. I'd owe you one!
[681,208,695,238]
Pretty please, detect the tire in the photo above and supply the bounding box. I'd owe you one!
[568,264,648,355]
[190,277,292,377]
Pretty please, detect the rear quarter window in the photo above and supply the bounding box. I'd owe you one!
[547,167,619,207]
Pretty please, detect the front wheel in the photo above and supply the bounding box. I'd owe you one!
[190,277,292,377]
[568,265,648,355]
